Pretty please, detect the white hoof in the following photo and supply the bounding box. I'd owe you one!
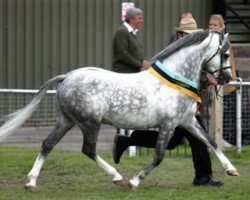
[129,178,140,191]
[128,181,138,191]
[227,169,239,176]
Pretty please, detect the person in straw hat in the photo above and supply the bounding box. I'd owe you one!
[169,11,194,42]
[170,17,203,43]
[112,17,223,187]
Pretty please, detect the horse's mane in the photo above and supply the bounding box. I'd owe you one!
[150,29,211,63]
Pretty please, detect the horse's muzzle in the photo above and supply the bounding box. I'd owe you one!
[218,72,231,85]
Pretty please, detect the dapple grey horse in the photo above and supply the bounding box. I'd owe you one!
[0,30,239,191]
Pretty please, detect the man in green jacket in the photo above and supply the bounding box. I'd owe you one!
[112,7,149,73]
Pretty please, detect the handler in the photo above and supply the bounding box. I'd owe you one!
[112,17,223,187]
[112,7,150,73]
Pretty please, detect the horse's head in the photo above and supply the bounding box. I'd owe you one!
[203,31,232,85]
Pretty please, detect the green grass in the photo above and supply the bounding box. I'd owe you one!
[0,146,250,200]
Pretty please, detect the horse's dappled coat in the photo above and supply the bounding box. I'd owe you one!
[0,30,238,190]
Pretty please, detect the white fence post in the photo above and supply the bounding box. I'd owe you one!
[118,129,136,157]
[127,130,136,157]
[236,78,242,153]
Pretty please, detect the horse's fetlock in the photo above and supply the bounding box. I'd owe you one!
[27,173,37,180]
[139,173,146,180]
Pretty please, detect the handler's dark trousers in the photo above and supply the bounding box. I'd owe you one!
[122,119,212,178]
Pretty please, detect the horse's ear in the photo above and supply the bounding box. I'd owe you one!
[221,32,229,45]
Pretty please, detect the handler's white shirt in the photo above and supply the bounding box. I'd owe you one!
[123,21,138,35]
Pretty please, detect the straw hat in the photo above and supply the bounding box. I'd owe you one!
[175,18,203,33]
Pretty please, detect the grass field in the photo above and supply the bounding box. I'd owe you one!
[0,146,250,200]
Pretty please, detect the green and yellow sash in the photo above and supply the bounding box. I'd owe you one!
[148,60,201,103]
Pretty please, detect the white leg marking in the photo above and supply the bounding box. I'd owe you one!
[129,176,140,187]
[96,155,123,181]
[25,153,46,188]
[214,149,236,171]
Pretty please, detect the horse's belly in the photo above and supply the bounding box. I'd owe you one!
[102,112,158,129]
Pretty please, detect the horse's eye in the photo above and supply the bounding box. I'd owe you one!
[223,54,230,59]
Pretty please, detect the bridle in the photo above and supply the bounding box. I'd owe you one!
[201,31,232,101]
[203,32,231,83]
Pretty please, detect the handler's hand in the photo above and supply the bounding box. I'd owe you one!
[206,73,217,85]
[142,60,150,70]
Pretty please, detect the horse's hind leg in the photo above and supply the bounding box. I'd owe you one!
[25,112,74,191]
[78,120,124,185]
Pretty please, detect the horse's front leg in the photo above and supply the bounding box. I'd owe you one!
[129,127,173,190]
[185,117,239,176]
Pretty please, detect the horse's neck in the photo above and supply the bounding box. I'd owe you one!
[163,46,205,83]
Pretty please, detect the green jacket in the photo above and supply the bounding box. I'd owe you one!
[112,25,144,73]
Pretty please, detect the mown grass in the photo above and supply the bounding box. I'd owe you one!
[0,146,250,200]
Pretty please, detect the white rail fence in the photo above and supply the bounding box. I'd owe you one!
[0,89,57,127]
[223,79,250,152]
[0,80,250,153]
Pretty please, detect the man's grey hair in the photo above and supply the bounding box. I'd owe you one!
[126,7,143,20]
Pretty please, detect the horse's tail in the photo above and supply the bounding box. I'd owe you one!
[0,75,66,141]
